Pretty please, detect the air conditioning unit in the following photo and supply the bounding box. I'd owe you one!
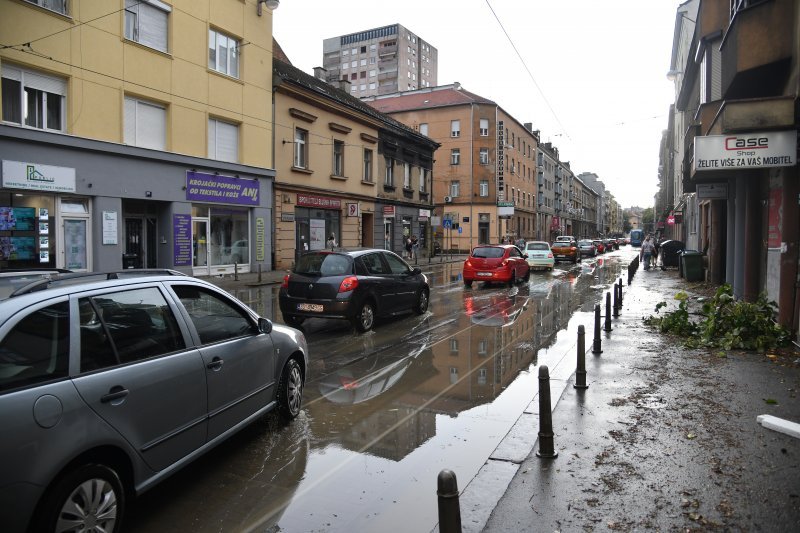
[444,196,453,203]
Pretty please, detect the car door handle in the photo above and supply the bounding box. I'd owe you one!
[101,387,129,403]
[206,357,224,370]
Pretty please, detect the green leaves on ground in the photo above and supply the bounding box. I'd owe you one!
[644,284,790,351]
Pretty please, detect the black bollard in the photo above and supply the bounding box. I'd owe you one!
[613,284,620,318]
[592,304,603,354]
[437,469,462,533]
[536,365,558,458]
[604,292,612,332]
[234,262,239,281]
[618,278,623,304]
[258,263,262,283]
[574,325,588,390]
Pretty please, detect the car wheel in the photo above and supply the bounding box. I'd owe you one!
[508,271,516,287]
[284,315,305,328]
[277,358,304,420]
[464,280,473,288]
[36,464,125,533]
[353,300,375,332]
[414,289,429,315]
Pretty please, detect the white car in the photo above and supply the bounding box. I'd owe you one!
[525,241,555,271]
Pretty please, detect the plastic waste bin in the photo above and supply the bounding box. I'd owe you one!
[681,250,704,281]
[659,240,684,268]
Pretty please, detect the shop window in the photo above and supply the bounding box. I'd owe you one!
[124,96,166,150]
[124,0,170,53]
[208,28,240,78]
[205,207,248,266]
[208,118,239,163]
[1,64,66,132]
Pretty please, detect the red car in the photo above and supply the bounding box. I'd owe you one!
[463,244,530,288]
[592,239,605,254]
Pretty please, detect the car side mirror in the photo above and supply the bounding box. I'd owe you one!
[408,267,422,275]
[258,317,273,334]
[523,253,529,259]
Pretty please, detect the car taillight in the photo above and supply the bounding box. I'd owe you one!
[571,246,577,251]
[548,252,553,258]
[338,276,359,293]
[281,274,290,288]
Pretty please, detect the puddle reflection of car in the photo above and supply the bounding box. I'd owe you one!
[465,293,529,327]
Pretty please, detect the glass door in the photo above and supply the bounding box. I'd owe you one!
[193,219,209,271]
[63,218,88,271]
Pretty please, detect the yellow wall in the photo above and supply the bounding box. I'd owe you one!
[0,0,274,168]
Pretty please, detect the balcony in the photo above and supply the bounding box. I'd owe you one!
[721,0,793,98]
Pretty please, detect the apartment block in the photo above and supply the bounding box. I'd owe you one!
[1,0,277,275]
[322,24,438,98]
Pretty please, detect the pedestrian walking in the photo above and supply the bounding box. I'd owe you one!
[326,232,337,251]
[641,237,655,271]
[411,234,419,260]
[405,235,413,259]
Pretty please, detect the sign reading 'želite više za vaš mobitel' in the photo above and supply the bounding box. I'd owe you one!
[694,131,797,171]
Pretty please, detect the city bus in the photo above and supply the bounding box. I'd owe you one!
[630,229,644,247]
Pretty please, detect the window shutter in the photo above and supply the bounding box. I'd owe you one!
[138,2,168,52]
[216,120,238,163]
[1,65,21,82]
[23,71,66,95]
[137,100,166,150]
[208,120,216,158]
[124,97,136,144]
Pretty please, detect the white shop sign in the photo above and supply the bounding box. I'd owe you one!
[2,160,76,192]
[694,131,796,171]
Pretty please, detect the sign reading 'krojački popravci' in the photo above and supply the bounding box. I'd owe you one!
[186,171,260,205]
[694,131,797,171]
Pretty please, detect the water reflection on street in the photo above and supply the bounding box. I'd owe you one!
[126,249,636,533]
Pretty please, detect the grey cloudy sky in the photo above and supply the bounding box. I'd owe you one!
[273,0,684,208]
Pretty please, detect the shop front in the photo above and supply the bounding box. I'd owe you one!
[376,202,429,258]
[294,194,341,260]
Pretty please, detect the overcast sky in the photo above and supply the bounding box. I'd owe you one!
[273,0,683,209]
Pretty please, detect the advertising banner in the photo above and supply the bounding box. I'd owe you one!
[695,131,797,171]
[2,161,76,193]
[173,214,192,266]
[186,171,259,205]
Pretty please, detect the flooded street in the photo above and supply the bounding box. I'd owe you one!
[128,248,636,533]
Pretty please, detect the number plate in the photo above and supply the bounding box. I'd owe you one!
[476,272,492,277]
[298,303,323,312]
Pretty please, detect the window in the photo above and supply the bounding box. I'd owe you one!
[333,140,344,176]
[208,29,240,78]
[360,46,367,53]
[450,180,460,197]
[419,123,428,136]
[342,49,349,56]
[479,118,489,136]
[124,0,170,53]
[479,180,489,197]
[479,147,489,165]
[419,168,428,192]
[351,48,357,55]
[341,62,348,70]
[369,82,376,90]
[451,120,460,138]
[351,73,357,80]
[293,128,308,168]
[360,59,367,66]
[208,118,238,163]
[449,339,459,353]
[369,69,376,77]
[173,286,256,345]
[403,163,411,188]
[0,301,69,392]
[450,149,460,165]
[360,71,366,78]
[351,60,357,68]
[363,148,373,182]
[124,96,166,150]
[24,0,67,14]
[384,157,394,186]
[1,65,66,131]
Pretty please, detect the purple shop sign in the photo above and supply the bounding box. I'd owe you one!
[174,214,191,266]
[186,171,259,206]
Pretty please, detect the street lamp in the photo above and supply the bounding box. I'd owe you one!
[257,0,279,16]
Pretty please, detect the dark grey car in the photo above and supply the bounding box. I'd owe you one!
[0,271,308,533]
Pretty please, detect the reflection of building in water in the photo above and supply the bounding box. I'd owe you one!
[309,345,438,461]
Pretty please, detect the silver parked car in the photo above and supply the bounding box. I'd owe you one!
[0,270,308,533]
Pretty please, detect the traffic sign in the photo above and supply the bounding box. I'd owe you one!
[443,219,452,229]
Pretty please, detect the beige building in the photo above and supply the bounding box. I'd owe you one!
[1,0,277,275]
[365,83,540,251]
[322,24,438,98]
[272,59,438,269]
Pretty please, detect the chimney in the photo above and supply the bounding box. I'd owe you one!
[338,78,351,91]
[313,66,328,80]
[523,122,532,132]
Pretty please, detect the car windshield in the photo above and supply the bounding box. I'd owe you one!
[472,247,504,259]
[579,240,592,246]
[526,243,549,251]
[294,253,353,276]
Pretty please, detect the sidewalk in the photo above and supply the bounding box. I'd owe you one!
[465,267,800,532]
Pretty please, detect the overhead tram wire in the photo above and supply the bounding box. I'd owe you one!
[484,0,571,141]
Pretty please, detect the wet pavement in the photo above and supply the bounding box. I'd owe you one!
[125,249,800,532]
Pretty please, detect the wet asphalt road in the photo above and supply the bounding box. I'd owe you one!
[126,248,637,533]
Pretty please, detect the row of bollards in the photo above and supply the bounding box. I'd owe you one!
[627,254,640,285]
[437,277,626,530]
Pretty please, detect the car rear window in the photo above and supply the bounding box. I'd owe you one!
[294,253,353,276]
[472,247,504,259]
[526,243,549,251]
[579,240,592,246]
